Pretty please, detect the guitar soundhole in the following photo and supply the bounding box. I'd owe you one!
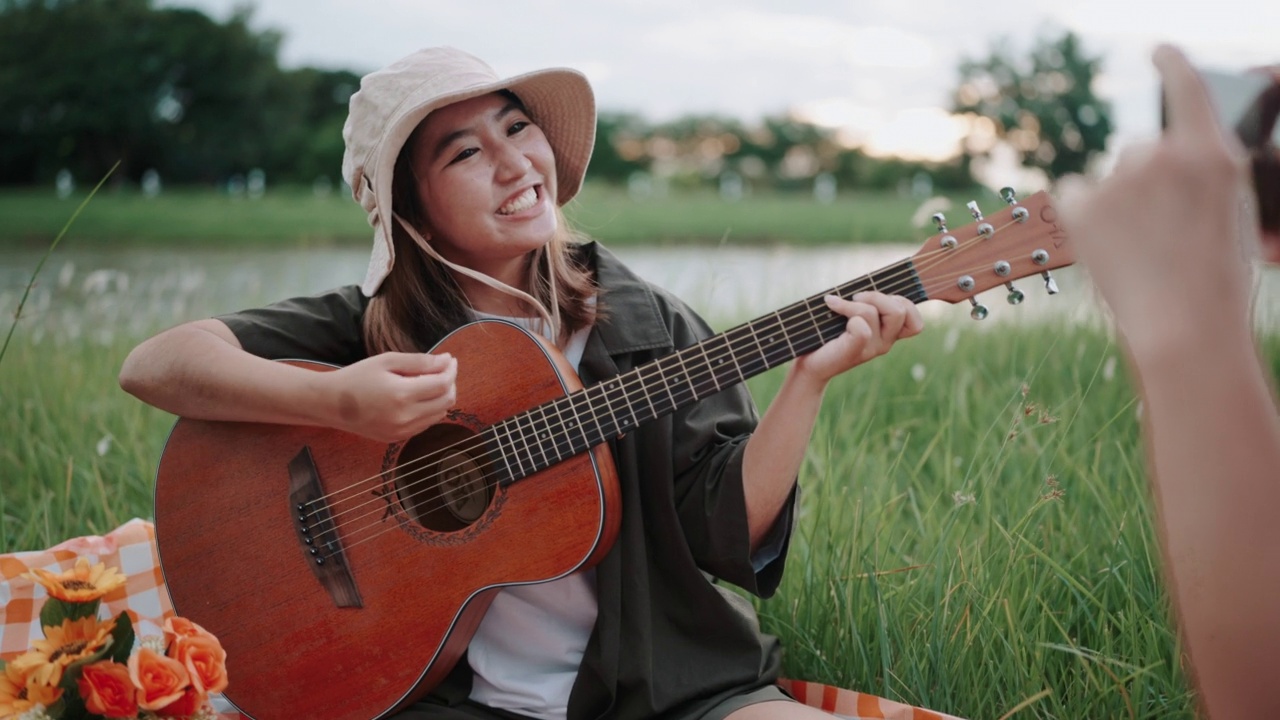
[394,424,494,532]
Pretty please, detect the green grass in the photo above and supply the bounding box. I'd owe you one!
[7,310,1264,718]
[0,183,983,249]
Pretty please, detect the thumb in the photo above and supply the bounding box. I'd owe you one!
[380,351,454,376]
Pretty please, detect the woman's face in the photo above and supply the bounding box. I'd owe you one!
[408,92,559,278]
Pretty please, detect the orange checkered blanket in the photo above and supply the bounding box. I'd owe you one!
[1,520,963,720]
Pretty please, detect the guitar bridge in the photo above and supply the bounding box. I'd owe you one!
[288,446,363,608]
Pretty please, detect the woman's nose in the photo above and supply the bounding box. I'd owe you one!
[493,140,533,180]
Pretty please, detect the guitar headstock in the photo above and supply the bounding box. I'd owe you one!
[911,189,1073,317]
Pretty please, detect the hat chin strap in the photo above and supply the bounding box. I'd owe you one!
[393,213,563,341]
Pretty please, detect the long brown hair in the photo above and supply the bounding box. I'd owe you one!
[362,93,599,355]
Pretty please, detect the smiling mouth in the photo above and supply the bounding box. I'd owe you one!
[497,186,540,215]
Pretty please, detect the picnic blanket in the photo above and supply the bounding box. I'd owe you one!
[1,520,963,720]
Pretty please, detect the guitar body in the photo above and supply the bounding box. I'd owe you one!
[154,321,621,720]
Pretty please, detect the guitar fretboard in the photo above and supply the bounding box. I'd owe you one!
[481,258,925,485]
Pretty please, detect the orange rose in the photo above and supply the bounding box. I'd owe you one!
[163,616,215,644]
[156,686,204,717]
[170,632,229,695]
[128,646,191,710]
[77,661,139,718]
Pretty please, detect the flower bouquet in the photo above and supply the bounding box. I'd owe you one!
[0,559,227,720]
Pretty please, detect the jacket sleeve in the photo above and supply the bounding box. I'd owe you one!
[665,302,797,598]
[216,285,370,366]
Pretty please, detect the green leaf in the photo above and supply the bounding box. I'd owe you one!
[38,597,100,631]
[107,611,135,665]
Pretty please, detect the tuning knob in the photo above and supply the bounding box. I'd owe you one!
[969,297,989,320]
[1005,282,1025,305]
[1000,187,1018,205]
[1042,271,1059,295]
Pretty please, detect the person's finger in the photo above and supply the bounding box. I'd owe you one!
[855,292,907,342]
[380,351,454,377]
[1154,44,1221,140]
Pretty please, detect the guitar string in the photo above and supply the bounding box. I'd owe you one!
[299,215,1014,520]
[296,227,991,537]
[319,221,1041,553]
[331,249,1035,557]
[299,214,1037,551]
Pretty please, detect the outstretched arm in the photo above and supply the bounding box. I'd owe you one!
[119,318,457,443]
[1062,44,1280,718]
[742,292,922,550]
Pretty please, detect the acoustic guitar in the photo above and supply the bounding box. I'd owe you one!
[154,189,1072,720]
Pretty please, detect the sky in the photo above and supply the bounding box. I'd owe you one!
[165,0,1279,178]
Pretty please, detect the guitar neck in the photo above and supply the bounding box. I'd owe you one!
[483,258,925,485]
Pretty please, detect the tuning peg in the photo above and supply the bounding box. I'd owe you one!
[969,297,989,320]
[1001,187,1030,222]
[1005,282,1024,305]
[966,201,984,221]
[1042,271,1059,295]
[933,213,958,248]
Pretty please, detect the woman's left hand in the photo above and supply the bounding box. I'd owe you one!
[793,291,923,385]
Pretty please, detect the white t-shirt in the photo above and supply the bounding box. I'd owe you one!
[466,314,595,720]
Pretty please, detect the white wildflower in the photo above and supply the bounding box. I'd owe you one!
[910,363,926,382]
[58,261,75,288]
[943,326,960,354]
[141,634,167,654]
[952,491,976,507]
[1135,400,1144,421]
[15,705,55,720]
[1102,355,1117,381]
[96,434,113,457]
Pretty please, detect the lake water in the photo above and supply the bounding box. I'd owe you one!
[3,245,1279,346]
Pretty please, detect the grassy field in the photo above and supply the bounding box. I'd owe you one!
[5,183,1271,718]
[0,183,986,248]
[7,301,1275,717]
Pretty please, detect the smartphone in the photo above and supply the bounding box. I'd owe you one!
[1163,66,1280,233]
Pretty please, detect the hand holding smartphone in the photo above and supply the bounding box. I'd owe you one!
[1163,65,1280,236]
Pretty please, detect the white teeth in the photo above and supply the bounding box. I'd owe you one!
[498,187,538,215]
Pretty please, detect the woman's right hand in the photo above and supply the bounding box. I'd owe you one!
[327,352,458,443]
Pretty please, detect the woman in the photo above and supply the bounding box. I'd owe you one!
[120,47,923,720]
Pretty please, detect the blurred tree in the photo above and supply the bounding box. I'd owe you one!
[0,0,288,185]
[587,111,650,183]
[952,30,1113,179]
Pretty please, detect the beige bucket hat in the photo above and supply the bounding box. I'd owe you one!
[341,47,596,296]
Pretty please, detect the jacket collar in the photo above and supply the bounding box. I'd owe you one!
[580,242,673,356]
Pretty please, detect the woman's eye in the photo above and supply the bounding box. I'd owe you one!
[450,147,479,164]
[508,120,529,135]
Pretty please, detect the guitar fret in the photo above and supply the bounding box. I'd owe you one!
[670,351,698,404]
[531,405,557,468]
[524,408,549,470]
[746,323,770,375]
[564,391,592,453]
[699,341,722,394]
[497,419,527,481]
[654,358,679,411]
[610,377,640,433]
[599,379,624,437]
[633,364,659,421]
[774,310,797,357]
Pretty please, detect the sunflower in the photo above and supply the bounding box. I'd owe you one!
[19,616,117,687]
[24,557,127,603]
[0,660,63,717]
